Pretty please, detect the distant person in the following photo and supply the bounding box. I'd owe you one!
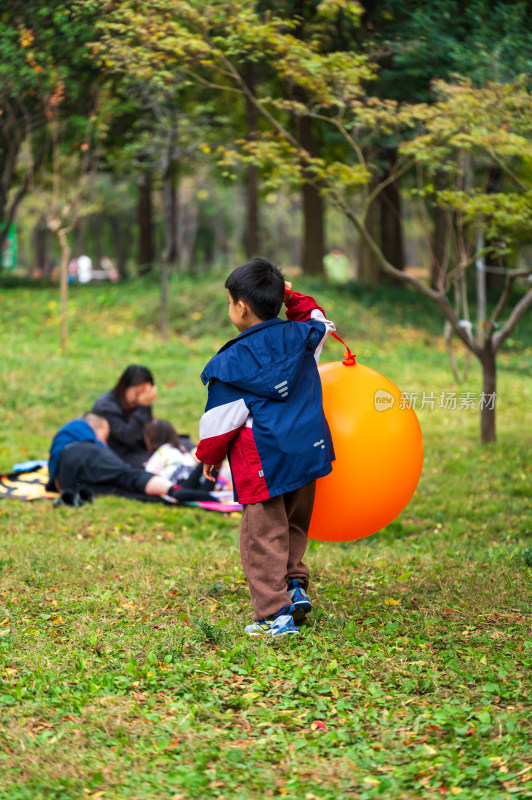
[144,419,218,497]
[77,254,92,284]
[144,419,198,482]
[100,255,120,282]
[67,257,78,283]
[323,247,352,284]
[92,365,157,467]
[92,255,120,282]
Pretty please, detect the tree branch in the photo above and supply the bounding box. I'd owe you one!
[486,145,529,192]
[445,249,491,288]
[333,191,483,357]
[493,286,532,352]
[487,271,530,337]
[310,113,366,168]
[362,157,415,217]
[214,50,301,149]
[180,67,242,96]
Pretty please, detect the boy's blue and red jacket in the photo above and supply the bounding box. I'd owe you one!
[196,292,335,504]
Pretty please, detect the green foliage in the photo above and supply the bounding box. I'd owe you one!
[401,78,532,248]
[362,0,532,102]
[0,0,107,240]
[0,276,531,799]
[0,0,102,128]
[95,1,532,257]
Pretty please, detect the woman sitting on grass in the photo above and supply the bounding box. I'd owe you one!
[92,364,157,468]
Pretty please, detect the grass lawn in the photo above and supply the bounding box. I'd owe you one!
[0,273,531,800]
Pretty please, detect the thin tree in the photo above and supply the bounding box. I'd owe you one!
[43,82,101,353]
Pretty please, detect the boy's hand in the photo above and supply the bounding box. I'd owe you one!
[283,280,293,304]
[203,462,221,482]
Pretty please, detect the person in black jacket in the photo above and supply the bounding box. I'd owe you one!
[92,365,156,467]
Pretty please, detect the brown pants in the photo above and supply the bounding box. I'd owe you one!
[240,481,316,620]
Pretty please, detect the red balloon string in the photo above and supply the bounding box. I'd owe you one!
[331,332,357,366]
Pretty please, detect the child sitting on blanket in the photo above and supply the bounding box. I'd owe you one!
[144,419,198,483]
[144,419,226,497]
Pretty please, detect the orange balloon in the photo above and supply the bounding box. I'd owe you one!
[309,361,423,542]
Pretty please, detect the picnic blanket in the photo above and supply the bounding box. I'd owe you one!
[0,463,242,513]
[0,465,55,501]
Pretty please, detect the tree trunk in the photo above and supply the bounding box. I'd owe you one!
[138,172,154,275]
[431,170,448,290]
[175,168,181,268]
[245,164,259,258]
[298,114,325,275]
[358,175,381,286]
[111,216,127,277]
[74,219,83,258]
[160,152,177,341]
[162,161,177,265]
[92,213,103,269]
[485,167,505,293]
[0,129,23,253]
[242,62,260,257]
[213,207,229,264]
[380,158,404,273]
[32,216,48,277]
[57,228,71,355]
[480,339,497,444]
[160,252,169,341]
[177,180,199,272]
[476,227,487,347]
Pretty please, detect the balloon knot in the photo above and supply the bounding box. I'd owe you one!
[342,351,357,366]
[331,331,357,366]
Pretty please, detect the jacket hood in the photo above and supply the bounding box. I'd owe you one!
[201,318,323,400]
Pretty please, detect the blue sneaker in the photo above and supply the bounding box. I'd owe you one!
[288,579,312,622]
[245,605,299,637]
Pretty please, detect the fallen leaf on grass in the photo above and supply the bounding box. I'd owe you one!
[162,737,180,752]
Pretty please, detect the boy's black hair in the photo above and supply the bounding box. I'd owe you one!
[225,258,285,320]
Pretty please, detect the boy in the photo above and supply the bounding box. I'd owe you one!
[196,258,335,636]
